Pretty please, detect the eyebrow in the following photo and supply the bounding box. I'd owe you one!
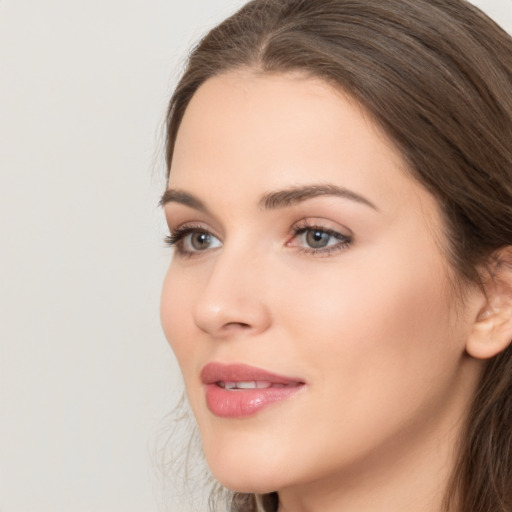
[159,189,210,214]
[159,184,378,212]
[259,184,378,211]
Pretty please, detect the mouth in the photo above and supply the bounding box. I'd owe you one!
[201,362,305,418]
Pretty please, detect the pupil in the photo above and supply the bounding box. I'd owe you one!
[306,230,329,248]
[191,232,210,250]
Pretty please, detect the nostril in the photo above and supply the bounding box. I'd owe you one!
[224,322,252,330]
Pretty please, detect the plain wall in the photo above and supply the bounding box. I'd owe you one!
[0,1,510,511]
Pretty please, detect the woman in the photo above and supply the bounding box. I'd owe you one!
[159,0,512,511]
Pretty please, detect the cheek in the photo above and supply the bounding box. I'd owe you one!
[160,266,197,375]
[281,246,461,409]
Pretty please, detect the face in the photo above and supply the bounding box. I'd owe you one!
[161,71,482,498]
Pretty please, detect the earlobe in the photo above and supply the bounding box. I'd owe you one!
[466,247,512,360]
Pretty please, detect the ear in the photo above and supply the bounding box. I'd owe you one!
[466,247,512,360]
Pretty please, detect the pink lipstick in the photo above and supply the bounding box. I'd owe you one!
[201,362,305,418]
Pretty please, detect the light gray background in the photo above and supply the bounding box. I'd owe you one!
[1,1,510,511]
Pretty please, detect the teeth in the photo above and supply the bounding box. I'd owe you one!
[219,381,273,390]
[237,381,257,389]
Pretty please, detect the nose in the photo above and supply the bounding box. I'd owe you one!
[192,247,272,339]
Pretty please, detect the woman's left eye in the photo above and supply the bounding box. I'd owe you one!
[291,226,352,255]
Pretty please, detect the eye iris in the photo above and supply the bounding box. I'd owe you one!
[191,232,211,250]
[306,230,330,248]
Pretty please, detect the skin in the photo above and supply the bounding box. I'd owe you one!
[160,71,487,512]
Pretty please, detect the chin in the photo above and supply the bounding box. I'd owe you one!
[210,468,279,495]
[201,432,289,494]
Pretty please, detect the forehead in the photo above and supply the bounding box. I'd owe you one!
[172,70,395,163]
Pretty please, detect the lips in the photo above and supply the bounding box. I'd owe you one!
[201,362,305,418]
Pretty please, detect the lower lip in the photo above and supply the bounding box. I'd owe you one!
[205,384,304,418]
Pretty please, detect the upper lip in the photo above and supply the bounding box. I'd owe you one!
[200,362,305,385]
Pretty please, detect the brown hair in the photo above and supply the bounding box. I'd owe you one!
[165,1,512,510]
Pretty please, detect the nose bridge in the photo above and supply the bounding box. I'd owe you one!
[192,240,271,338]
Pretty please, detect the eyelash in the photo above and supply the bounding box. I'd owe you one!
[164,222,352,258]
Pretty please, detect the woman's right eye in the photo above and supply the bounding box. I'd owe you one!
[165,227,222,256]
